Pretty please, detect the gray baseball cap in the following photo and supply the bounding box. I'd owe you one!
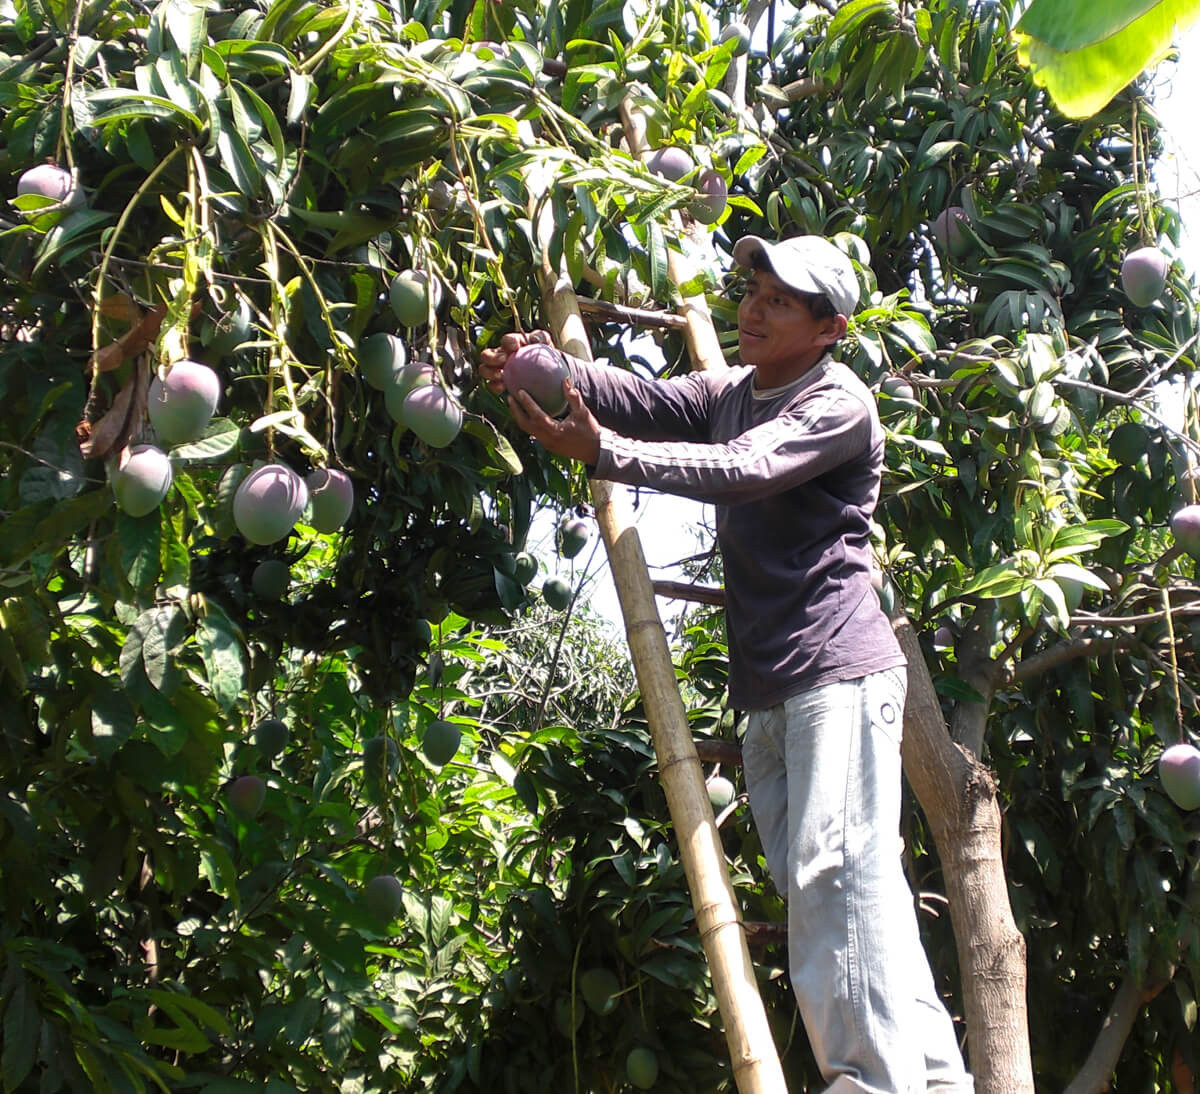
[732,234,860,317]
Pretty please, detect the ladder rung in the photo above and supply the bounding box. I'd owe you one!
[695,738,743,767]
[652,579,726,606]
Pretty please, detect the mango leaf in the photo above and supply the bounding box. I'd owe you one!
[1013,0,1200,117]
[460,418,523,475]
[163,0,206,73]
[119,509,163,591]
[1046,518,1128,557]
[1,974,39,1091]
[286,71,316,125]
[170,419,242,462]
[31,209,112,280]
[123,605,186,694]
[827,0,899,43]
[1034,576,1071,633]
[85,88,204,130]
[319,994,355,1068]
[216,125,262,196]
[195,604,245,712]
[90,679,138,760]
[958,560,1028,598]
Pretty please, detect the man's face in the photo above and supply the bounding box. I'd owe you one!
[736,269,841,376]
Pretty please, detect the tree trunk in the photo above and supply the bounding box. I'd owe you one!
[894,618,1035,1093]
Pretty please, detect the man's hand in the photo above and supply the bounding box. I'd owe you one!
[508,379,602,467]
[478,329,552,395]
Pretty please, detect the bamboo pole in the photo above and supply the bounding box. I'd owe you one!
[523,127,787,1094]
[534,260,787,1094]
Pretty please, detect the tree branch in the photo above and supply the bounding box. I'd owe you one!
[1062,976,1145,1094]
[1065,855,1200,1093]
[1006,635,1134,685]
[577,296,688,330]
[949,603,1001,757]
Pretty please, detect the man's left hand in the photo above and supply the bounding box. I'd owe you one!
[508,379,602,467]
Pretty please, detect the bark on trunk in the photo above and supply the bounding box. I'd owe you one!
[894,618,1035,1093]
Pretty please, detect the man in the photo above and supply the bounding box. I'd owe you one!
[479,234,973,1093]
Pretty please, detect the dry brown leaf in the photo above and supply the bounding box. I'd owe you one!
[78,359,150,461]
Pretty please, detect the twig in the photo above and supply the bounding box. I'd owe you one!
[1073,603,1200,627]
[577,297,688,330]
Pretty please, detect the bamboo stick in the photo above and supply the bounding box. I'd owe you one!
[524,125,787,1094]
[534,260,786,1094]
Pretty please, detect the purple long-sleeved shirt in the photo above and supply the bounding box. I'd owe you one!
[565,353,904,711]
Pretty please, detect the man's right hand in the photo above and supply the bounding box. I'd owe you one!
[478,329,553,395]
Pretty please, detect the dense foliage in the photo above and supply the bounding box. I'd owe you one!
[1,0,1198,1089]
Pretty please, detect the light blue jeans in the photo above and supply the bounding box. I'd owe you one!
[741,667,974,1093]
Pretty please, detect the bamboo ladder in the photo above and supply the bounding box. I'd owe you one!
[520,105,788,1092]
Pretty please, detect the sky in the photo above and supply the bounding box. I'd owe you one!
[544,22,1200,636]
[1151,22,1200,274]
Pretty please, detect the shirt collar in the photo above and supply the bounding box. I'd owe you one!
[750,353,833,400]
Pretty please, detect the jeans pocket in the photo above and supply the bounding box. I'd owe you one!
[869,667,906,747]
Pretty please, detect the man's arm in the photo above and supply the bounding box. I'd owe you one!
[592,387,875,505]
[513,378,876,506]
[479,330,715,443]
[564,355,714,443]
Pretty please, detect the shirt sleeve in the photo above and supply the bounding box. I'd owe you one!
[563,354,715,443]
[591,385,874,505]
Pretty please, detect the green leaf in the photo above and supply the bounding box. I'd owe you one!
[933,676,987,703]
[646,220,667,302]
[494,568,524,611]
[86,88,204,129]
[827,0,899,42]
[283,995,321,1046]
[287,72,316,126]
[163,0,206,71]
[2,975,39,1091]
[1013,0,1200,117]
[958,561,1029,598]
[129,605,186,694]
[258,0,312,44]
[1034,576,1071,632]
[216,126,262,196]
[119,509,164,591]
[31,207,111,278]
[916,139,964,170]
[235,80,287,167]
[90,680,138,760]
[460,418,523,475]
[198,837,240,902]
[141,989,229,1036]
[170,418,242,462]
[319,994,355,1067]
[1047,519,1128,553]
[195,605,245,713]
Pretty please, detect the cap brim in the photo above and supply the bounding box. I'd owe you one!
[732,235,768,269]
